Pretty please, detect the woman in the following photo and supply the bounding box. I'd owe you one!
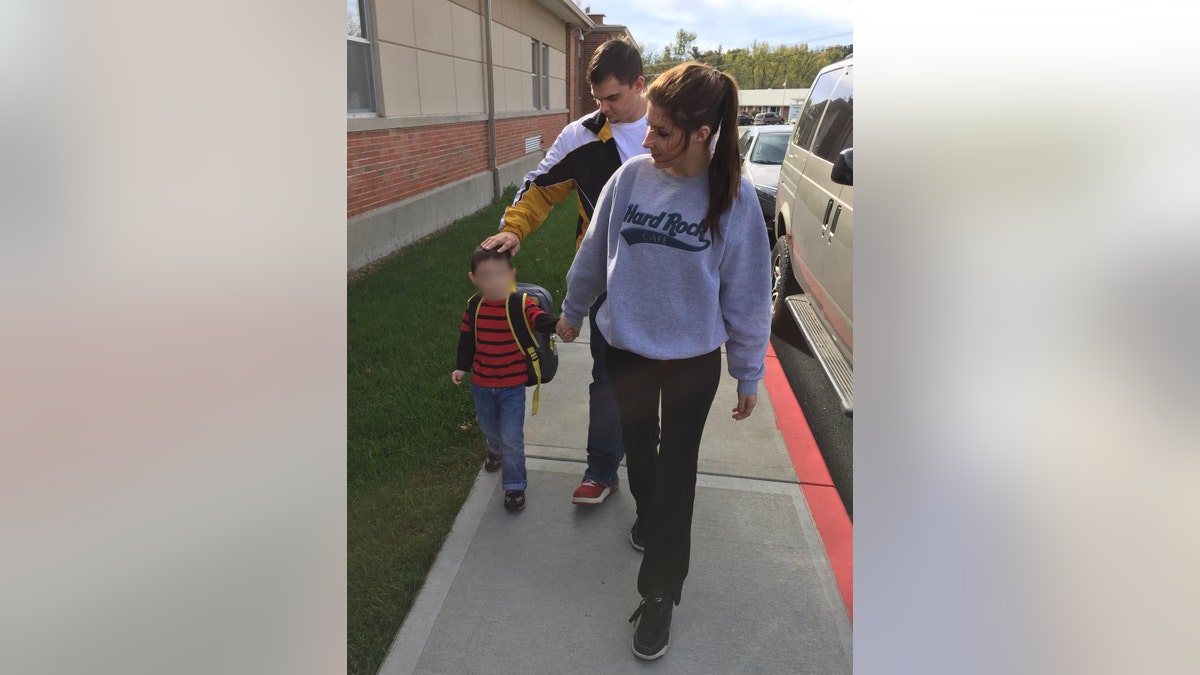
[557,62,771,660]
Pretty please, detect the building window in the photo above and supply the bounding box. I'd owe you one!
[531,40,552,110]
[541,44,550,110]
[531,39,540,109]
[347,0,376,114]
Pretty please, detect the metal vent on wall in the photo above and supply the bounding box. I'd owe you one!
[524,136,541,153]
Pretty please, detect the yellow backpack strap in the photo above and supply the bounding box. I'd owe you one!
[523,294,543,416]
[530,376,541,416]
[504,293,543,415]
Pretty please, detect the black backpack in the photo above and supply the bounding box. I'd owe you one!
[467,282,559,414]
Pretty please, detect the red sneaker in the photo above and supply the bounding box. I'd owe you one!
[572,478,619,505]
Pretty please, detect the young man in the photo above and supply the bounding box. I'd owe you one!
[480,38,648,506]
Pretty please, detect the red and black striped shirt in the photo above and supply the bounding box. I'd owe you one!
[456,295,558,388]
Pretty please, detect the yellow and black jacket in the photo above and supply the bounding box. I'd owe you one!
[499,110,622,251]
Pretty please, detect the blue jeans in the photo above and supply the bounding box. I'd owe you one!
[585,292,625,486]
[471,383,527,491]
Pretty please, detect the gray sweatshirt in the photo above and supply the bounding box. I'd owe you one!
[562,154,772,395]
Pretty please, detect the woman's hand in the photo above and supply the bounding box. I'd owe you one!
[555,319,580,342]
[451,370,467,385]
[732,394,757,420]
[480,231,521,255]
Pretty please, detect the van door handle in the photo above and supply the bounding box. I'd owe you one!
[820,198,834,233]
[828,205,842,242]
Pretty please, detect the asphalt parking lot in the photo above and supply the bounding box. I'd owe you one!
[770,317,854,518]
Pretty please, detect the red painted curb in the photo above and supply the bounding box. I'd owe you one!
[763,343,853,620]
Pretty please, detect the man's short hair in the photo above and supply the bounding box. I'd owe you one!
[471,245,513,272]
[588,37,644,87]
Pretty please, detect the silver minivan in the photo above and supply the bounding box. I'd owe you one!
[772,55,853,414]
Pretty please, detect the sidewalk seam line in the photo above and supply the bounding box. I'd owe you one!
[524,454,804,485]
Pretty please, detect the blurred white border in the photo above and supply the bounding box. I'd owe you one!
[857,1,1200,672]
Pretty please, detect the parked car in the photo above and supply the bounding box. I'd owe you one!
[737,113,754,126]
[737,124,792,241]
[753,111,784,125]
[772,54,853,414]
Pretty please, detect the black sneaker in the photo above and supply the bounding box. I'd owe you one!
[504,490,525,511]
[629,519,645,552]
[484,453,502,472]
[628,594,672,660]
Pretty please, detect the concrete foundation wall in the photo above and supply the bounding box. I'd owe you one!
[348,152,544,271]
[496,151,539,189]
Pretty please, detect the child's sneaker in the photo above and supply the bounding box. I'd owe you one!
[484,452,502,472]
[504,490,525,511]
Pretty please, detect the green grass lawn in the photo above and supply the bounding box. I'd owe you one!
[348,186,578,675]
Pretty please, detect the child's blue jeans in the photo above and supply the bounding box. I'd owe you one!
[470,383,527,491]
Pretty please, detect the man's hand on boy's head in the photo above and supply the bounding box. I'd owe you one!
[480,231,521,255]
[451,370,467,385]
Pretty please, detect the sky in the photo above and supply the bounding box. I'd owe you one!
[576,0,853,54]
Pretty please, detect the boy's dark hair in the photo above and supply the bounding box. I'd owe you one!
[588,37,643,86]
[470,245,514,273]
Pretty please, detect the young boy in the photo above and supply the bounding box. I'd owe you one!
[452,246,559,511]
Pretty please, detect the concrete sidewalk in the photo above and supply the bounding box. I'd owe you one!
[379,323,852,674]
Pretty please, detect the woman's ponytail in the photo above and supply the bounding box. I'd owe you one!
[703,71,741,237]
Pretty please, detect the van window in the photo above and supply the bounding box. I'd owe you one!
[812,67,853,163]
[792,68,841,151]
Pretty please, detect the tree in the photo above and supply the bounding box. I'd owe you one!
[642,29,851,90]
[722,41,851,90]
[669,29,697,60]
[701,45,726,71]
[638,42,664,69]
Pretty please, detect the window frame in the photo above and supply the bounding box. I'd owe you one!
[541,43,550,110]
[749,131,790,165]
[738,130,754,159]
[811,66,853,163]
[792,67,842,150]
[347,0,376,115]
[531,39,541,109]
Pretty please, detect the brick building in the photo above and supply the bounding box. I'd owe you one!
[346,0,635,271]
